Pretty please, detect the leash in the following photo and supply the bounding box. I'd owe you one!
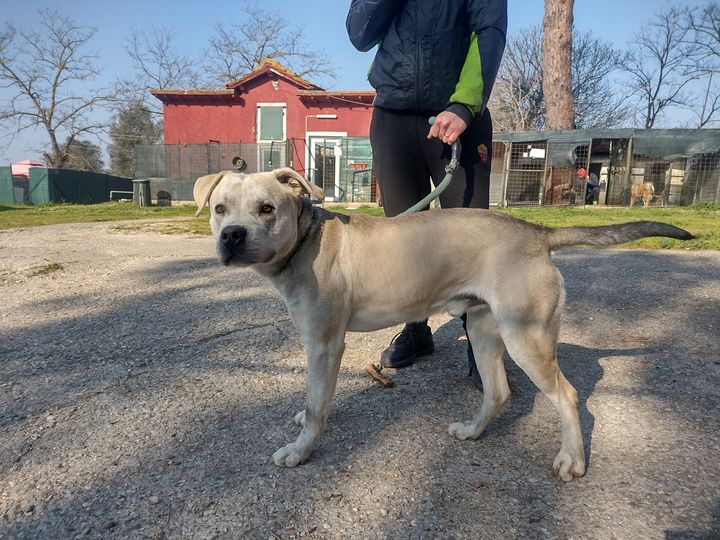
[398,116,462,216]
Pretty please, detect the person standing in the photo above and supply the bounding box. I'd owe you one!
[346,1,508,378]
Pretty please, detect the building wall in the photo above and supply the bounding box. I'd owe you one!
[161,74,373,173]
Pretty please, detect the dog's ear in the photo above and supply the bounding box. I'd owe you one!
[274,167,324,200]
[193,172,228,218]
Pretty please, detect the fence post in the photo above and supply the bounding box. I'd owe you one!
[501,142,511,207]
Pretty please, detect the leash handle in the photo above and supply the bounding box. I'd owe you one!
[428,116,462,175]
[398,117,461,216]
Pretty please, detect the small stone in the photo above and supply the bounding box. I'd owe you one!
[45,415,56,427]
[149,496,160,505]
[103,520,116,530]
[380,508,388,516]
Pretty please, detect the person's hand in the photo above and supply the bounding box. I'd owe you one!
[427,111,467,145]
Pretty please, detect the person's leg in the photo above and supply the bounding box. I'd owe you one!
[421,109,493,385]
[370,107,432,217]
[371,107,435,368]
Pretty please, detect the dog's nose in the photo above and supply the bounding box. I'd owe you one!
[220,225,247,248]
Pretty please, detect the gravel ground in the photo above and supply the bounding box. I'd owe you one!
[0,220,719,540]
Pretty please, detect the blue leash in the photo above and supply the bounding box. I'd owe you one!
[398,116,462,216]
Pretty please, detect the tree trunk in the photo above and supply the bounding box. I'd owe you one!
[543,0,575,130]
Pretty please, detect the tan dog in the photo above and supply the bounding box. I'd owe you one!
[194,167,693,481]
[631,182,656,207]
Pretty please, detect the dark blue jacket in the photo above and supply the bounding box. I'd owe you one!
[346,0,507,124]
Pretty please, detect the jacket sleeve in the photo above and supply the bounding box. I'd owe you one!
[448,0,507,119]
[346,0,406,52]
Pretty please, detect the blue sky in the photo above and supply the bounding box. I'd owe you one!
[0,0,707,163]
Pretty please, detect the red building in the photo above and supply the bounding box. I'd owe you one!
[151,59,375,200]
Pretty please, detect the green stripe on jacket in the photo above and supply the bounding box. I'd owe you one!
[449,33,484,116]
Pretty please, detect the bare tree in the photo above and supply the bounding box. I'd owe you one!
[119,26,200,114]
[490,26,546,132]
[686,2,720,127]
[205,2,336,86]
[490,25,628,132]
[543,0,575,130]
[0,10,112,168]
[572,30,631,128]
[621,5,698,128]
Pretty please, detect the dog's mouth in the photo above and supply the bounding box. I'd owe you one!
[218,242,276,267]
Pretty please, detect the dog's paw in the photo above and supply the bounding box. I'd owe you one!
[448,421,481,441]
[272,443,307,467]
[294,410,305,427]
[552,450,585,482]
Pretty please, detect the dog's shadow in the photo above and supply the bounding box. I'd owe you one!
[431,318,654,468]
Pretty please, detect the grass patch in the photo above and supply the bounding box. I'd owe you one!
[111,220,210,236]
[1,201,717,250]
[326,204,719,250]
[28,263,64,277]
[0,202,196,230]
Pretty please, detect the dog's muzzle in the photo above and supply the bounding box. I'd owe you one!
[219,225,247,264]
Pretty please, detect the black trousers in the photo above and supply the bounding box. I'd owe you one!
[370,106,493,380]
[370,106,493,216]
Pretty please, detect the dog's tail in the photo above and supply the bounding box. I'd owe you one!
[545,221,694,250]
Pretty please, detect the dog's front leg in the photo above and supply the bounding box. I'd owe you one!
[273,336,345,467]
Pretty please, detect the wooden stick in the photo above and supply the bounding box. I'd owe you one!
[364,363,394,388]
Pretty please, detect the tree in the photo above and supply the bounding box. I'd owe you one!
[205,2,336,86]
[63,138,104,172]
[119,26,200,114]
[490,26,546,131]
[0,10,112,168]
[686,2,720,127]
[542,0,575,130]
[621,5,698,128]
[108,100,162,178]
[572,30,631,128]
[490,25,629,132]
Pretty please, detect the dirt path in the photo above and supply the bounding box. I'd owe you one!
[1,221,719,539]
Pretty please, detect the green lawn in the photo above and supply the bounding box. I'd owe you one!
[327,204,720,250]
[1,201,718,250]
[0,202,196,230]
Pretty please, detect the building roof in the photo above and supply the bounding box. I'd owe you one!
[226,58,322,91]
[149,88,238,105]
[150,59,374,106]
[298,90,375,106]
[12,160,44,177]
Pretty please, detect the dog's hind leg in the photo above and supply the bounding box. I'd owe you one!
[449,305,511,440]
[499,316,585,482]
[273,333,345,467]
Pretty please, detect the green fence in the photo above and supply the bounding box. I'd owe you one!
[26,169,132,205]
[0,167,13,204]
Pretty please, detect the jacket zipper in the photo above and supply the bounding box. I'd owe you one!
[414,0,420,111]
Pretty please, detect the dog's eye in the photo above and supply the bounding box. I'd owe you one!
[214,204,225,214]
[260,204,274,214]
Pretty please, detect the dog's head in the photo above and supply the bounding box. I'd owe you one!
[193,168,324,270]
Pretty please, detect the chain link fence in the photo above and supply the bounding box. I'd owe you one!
[496,129,720,207]
[135,129,719,207]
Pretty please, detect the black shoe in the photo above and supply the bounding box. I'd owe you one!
[380,323,435,368]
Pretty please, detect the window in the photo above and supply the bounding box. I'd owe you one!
[257,105,285,141]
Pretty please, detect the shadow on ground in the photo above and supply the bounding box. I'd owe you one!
[1,247,718,538]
